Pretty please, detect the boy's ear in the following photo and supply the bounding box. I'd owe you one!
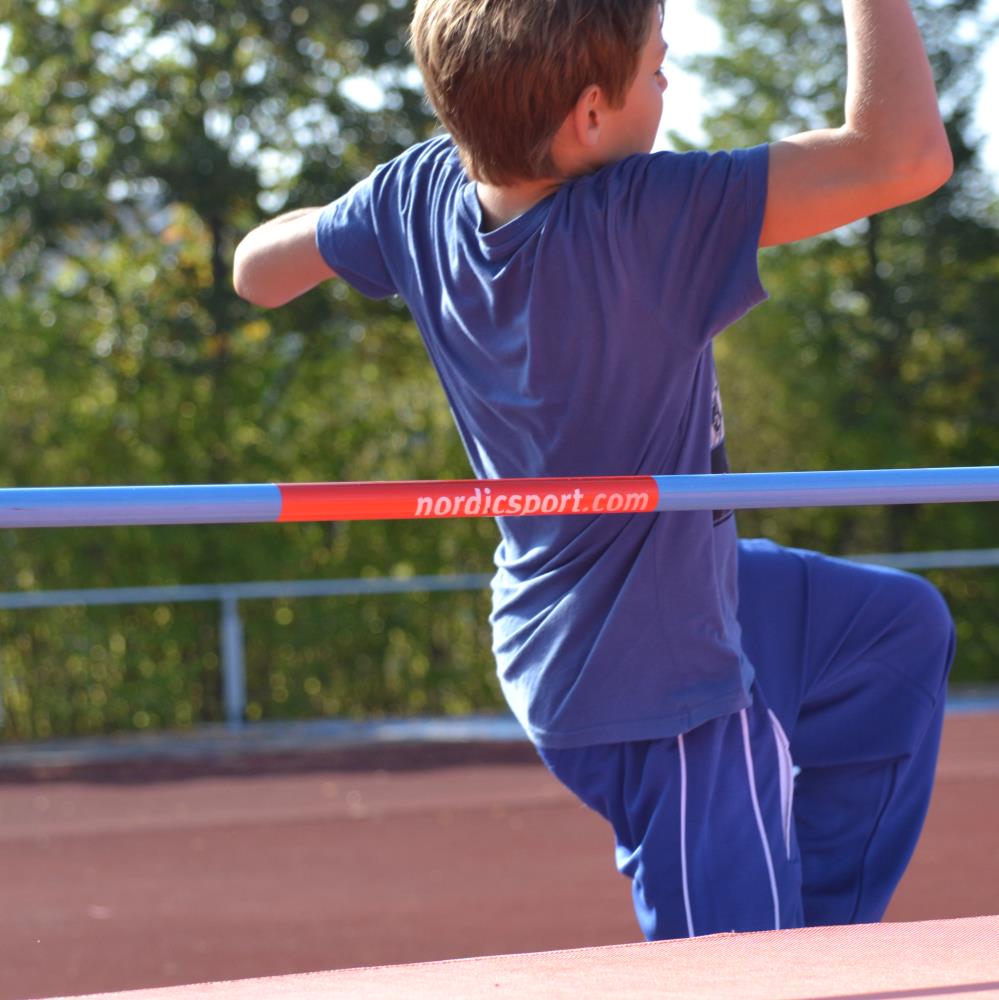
[570,84,606,148]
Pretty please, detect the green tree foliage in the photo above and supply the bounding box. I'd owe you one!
[0,0,501,739]
[3,1,998,739]
[683,0,999,679]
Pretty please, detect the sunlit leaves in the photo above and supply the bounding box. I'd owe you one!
[699,0,999,681]
[0,1,501,740]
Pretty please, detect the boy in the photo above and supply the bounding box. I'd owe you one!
[234,0,956,939]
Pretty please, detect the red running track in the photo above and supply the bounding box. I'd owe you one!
[0,712,997,1000]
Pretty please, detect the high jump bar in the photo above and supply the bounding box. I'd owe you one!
[2,466,998,529]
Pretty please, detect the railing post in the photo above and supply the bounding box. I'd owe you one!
[220,593,246,729]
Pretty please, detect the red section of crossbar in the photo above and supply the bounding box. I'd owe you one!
[277,478,660,522]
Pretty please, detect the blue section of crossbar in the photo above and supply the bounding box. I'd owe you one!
[1,468,998,527]
[0,484,282,528]
[653,467,999,511]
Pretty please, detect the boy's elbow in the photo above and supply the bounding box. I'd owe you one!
[232,231,331,308]
[232,251,282,309]
[233,246,258,304]
[887,129,954,203]
[924,133,955,191]
[233,273,281,309]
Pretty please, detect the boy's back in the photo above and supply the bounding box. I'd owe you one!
[315,135,768,746]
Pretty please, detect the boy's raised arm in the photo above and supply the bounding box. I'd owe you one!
[233,207,335,309]
[759,0,952,248]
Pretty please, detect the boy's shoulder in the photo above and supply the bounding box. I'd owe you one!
[537,146,764,226]
[358,138,768,255]
[375,132,460,181]
[383,135,699,192]
[377,136,759,210]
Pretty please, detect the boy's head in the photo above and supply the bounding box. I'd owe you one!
[411,0,665,186]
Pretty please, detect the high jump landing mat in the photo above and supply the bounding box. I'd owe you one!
[51,915,999,1000]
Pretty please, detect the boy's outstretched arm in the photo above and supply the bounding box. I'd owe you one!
[233,207,334,308]
[759,0,953,248]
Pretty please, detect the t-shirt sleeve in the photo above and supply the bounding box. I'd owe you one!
[612,144,770,350]
[315,165,398,300]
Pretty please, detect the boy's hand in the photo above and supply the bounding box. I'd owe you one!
[233,207,335,308]
[760,0,952,248]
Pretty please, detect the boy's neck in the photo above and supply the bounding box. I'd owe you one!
[475,179,562,231]
[473,102,624,230]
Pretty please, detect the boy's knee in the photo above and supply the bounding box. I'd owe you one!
[899,571,953,639]
[887,570,956,686]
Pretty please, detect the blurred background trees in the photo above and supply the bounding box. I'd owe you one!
[1,0,997,739]
[691,0,999,682]
[0,0,499,737]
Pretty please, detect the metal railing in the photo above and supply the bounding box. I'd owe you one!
[2,548,998,729]
[0,572,491,729]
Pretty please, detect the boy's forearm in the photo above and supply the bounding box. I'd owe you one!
[760,0,951,246]
[840,0,951,183]
[233,207,334,309]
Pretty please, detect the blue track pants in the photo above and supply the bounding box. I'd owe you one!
[538,539,956,939]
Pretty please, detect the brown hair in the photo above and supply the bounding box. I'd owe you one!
[410,0,660,185]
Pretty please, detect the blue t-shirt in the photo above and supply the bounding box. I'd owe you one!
[317,135,769,748]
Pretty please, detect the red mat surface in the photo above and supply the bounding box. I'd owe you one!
[53,916,999,1000]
